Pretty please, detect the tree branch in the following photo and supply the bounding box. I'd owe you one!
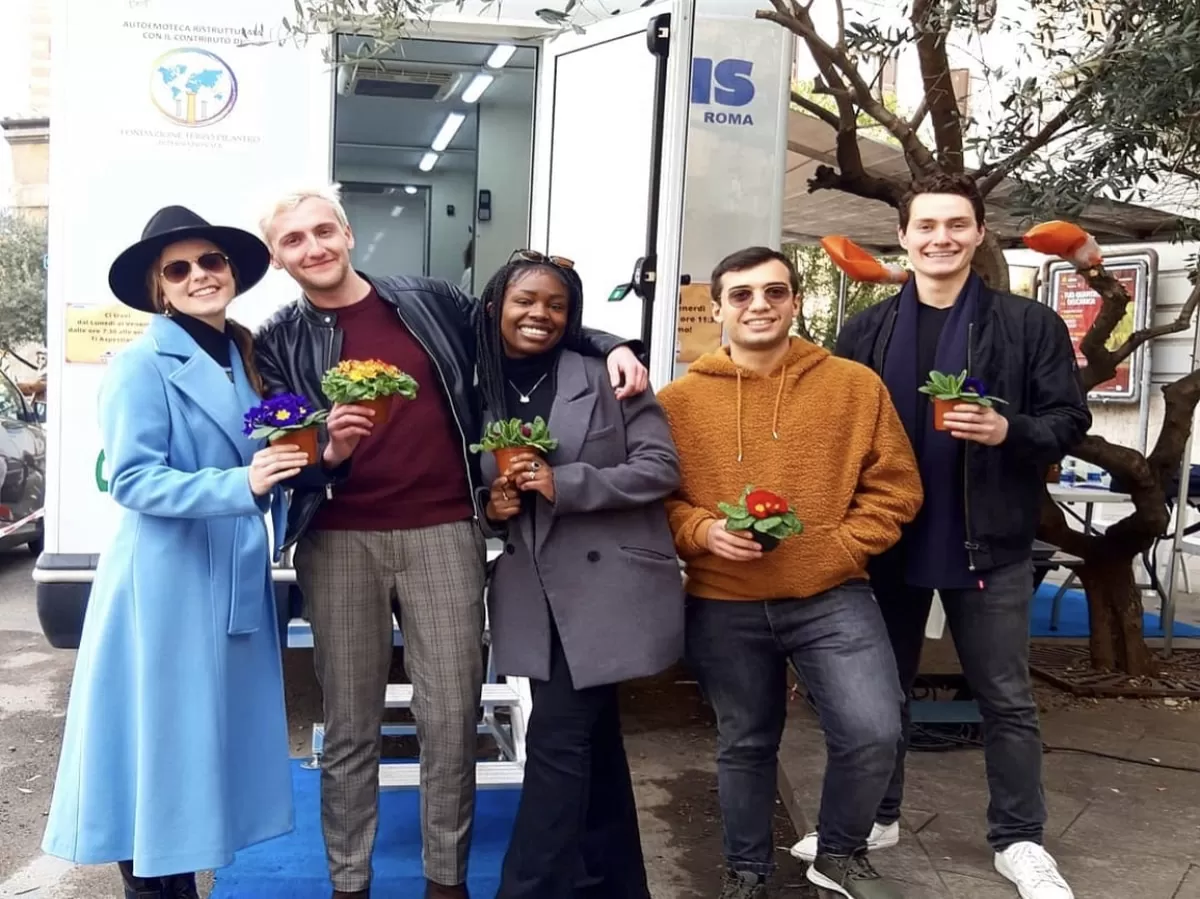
[757,4,939,177]
[912,0,965,171]
[1148,366,1200,484]
[791,90,840,129]
[975,98,1085,196]
[807,163,906,208]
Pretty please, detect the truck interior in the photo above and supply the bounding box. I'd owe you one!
[332,35,537,293]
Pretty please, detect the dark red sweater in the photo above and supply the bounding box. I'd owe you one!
[311,289,474,532]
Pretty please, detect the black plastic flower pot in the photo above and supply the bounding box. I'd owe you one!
[751,531,780,552]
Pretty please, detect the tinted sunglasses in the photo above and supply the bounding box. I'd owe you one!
[509,249,575,270]
[160,251,231,284]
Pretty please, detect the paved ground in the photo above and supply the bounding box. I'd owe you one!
[0,547,807,899]
[778,632,1200,899]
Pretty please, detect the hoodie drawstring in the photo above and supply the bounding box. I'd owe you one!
[772,364,787,440]
[736,369,744,463]
[736,364,788,463]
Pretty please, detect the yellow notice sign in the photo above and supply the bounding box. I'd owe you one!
[65,304,152,364]
[676,282,723,364]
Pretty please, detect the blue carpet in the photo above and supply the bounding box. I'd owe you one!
[1030,582,1200,638]
[210,762,520,898]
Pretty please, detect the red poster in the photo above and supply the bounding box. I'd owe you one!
[1051,264,1140,397]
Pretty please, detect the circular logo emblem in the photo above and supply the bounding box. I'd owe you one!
[150,48,238,128]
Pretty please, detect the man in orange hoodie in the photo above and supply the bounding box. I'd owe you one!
[657,246,924,899]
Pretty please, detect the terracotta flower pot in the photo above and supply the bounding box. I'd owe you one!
[933,397,957,432]
[361,395,393,425]
[270,425,319,467]
[493,446,542,476]
[750,530,780,552]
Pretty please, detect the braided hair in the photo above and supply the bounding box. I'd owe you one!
[474,260,584,421]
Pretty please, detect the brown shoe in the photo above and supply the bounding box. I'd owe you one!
[424,880,469,899]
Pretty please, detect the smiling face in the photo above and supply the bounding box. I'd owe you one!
[712,258,799,353]
[899,192,986,281]
[263,197,355,294]
[498,266,571,358]
[153,237,236,322]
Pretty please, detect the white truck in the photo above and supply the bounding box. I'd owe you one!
[35,0,793,780]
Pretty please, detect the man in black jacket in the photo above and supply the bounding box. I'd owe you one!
[254,184,648,899]
[791,174,1089,899]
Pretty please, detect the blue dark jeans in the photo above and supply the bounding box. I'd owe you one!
[872,560,1046,850]
[685,583,903,875]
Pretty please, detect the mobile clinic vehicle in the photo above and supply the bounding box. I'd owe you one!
[35,0,791,781]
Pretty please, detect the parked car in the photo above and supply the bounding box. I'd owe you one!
[0,368,45,554]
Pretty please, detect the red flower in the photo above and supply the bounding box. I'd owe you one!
[520,424,532,437]
[746,489,788,519]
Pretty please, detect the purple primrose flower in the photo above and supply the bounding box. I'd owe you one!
[243,393,315,436]
[962,377,989,397]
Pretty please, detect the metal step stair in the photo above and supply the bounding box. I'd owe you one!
[379,760,525,790]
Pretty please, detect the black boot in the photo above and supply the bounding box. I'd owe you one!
[117,861,165,899]
[162,873,200,899]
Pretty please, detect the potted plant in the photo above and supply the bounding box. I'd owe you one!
[320,359,419,425]
[919,369,1008,432]
[242,393,329,466]
[469,416,559,475]
[717,485,804,552]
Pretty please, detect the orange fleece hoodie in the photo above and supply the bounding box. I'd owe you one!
[657,338,923,601]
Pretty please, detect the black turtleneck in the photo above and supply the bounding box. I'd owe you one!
[170,312,233,372]
[500,348,558,424]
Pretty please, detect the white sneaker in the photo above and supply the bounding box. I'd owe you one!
[994,842,1074,898]
[788,820,900,862]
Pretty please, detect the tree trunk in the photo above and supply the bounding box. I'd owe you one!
[1077,555,1157,675]
[971,229,1010,292]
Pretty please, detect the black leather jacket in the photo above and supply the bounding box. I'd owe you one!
[834,284,1092,572]
[254,273,634,548]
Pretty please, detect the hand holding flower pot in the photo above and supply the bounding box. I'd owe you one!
[469,417,559,475]
[919,370,1008,432]
[717,486,804,553]
[243,393,329,466]
[320,359,419,425]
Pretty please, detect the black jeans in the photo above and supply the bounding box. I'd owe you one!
[496,627,649,899]
[685,583,903,875]
[873,560,1046,850]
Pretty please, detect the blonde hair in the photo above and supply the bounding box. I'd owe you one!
[259,183,350,242]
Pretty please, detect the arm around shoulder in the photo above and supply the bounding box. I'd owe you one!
[100,352,262,519]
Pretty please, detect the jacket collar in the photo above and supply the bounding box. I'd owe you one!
[296,271,397,326]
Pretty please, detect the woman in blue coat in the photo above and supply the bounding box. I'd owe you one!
[42,206,310,899]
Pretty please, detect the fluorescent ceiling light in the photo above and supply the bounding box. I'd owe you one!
[486,44,517,69]
[404,185,418,195]
[462,73,495,104]
[431,112,466,152]
[419,152,438,172]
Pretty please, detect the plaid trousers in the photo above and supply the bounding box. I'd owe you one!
[294,520,487,890]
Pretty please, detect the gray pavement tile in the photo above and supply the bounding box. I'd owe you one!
[1174,864,1200,899]
[1060,793,1200,865]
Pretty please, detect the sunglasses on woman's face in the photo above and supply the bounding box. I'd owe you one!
[509,249,575,270]
[160,251,230,284]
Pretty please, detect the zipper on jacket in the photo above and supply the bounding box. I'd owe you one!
[390,306,480,520]
[322,321,339,500]
[963,321,978,571]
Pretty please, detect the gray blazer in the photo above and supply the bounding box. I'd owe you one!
[481,349,685,690]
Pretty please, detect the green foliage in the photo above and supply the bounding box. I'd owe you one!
[919,370,1008,407]
[717,485,805,540]
[320,359,419,403]
[469,416,558,454]
[0,211,47,355]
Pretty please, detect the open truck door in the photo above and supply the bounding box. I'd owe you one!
[529,2,692,389]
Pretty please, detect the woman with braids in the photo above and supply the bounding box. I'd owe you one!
[42,206,302,899]
[476,251,685,899]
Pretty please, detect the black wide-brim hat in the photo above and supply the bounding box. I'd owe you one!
[108,205,271,312]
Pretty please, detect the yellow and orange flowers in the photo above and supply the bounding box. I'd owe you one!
[320,358,419,404]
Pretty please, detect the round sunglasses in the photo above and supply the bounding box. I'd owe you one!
[160,251,230,284]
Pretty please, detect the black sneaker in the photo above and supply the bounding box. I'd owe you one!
[806,853,904,899]
[718,868,769,899]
